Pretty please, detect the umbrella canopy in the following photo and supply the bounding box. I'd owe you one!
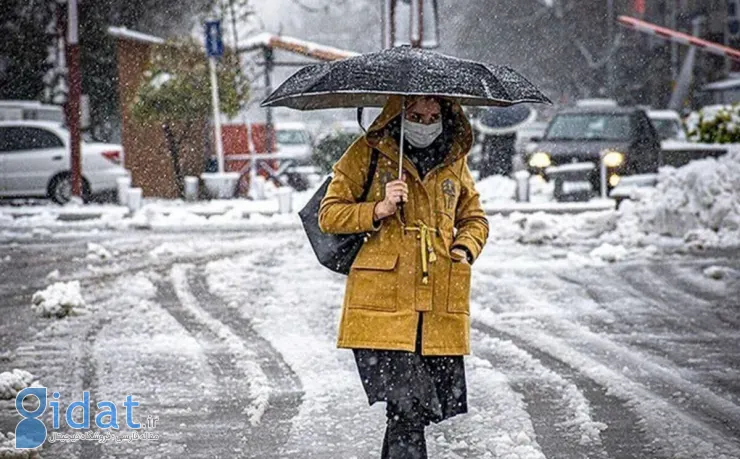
[474,104,537,136]
[261,46,551,110]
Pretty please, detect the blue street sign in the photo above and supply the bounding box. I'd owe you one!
[205,20,224,58]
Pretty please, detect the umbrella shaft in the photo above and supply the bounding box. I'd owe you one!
[399,99,405,179]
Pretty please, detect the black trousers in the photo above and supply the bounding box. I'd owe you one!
[355,313,467,458]
[381,398,429,459]
[380,315,429,459]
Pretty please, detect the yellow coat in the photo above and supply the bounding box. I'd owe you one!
[318,96,489,356]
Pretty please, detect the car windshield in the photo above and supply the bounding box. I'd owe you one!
[651,118,683,141]
[277,129,308,145]
[545,113,632,141]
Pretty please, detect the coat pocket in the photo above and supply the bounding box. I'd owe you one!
[446,261,471,314]
[348,252,399,312]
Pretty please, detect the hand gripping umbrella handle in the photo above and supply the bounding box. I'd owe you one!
[398,98,407,224]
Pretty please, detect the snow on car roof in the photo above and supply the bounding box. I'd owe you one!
[0,120,66,130]
[275,122,309,131]
[648,110,681,120]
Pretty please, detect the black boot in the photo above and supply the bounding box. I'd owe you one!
[382,401,428,459]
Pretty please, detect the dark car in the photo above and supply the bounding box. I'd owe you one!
[526,106,661,201]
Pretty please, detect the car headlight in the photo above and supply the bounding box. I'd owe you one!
[528,152,551,168]
[602,151,624,168]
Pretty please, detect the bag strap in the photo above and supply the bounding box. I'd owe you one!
[358,148,379,202]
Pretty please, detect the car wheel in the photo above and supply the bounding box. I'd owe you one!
[48,173,91,205]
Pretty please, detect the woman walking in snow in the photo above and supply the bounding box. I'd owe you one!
[318,94,489,458]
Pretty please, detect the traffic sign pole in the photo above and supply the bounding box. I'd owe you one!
[205,21,225,174]
[209,57,224,174]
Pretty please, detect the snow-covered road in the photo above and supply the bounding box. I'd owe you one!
[1,230,738,458]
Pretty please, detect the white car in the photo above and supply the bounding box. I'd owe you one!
[275,122,313,164]
[0,121,129,204]
[648,109,688,141]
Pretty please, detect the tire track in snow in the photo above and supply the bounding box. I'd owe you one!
[475,265,740,458]
[472,329,610,459]
[77,315,110,459]
[154,264,292,458]
[471,322,652,459]
[187,267,303,457]
[205,243,386,459]
[557,265,740,442]
[154,270,255,457]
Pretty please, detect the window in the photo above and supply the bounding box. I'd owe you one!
[276,129,308,145]
[545,114,632,141]
[0,127,64,153]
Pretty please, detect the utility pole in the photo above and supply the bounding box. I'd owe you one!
[65,0,82,201]
[670,0,679,79]
[606,0,615,97]
[263,47,274,154]
[383,0,437,49]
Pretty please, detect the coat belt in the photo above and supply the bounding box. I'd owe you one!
[404,220,438,285]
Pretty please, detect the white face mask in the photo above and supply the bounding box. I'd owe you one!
[404,119,443,148]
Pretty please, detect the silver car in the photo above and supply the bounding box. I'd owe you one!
[0,121,129,204]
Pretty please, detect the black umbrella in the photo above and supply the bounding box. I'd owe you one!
[475,104,537,136]
[261,46,551,110]
[262,46,550,179]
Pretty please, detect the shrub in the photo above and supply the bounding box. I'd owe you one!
[312,132,360,174]
[686,104,740,144]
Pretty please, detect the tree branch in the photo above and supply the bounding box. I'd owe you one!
[573,34,622,69]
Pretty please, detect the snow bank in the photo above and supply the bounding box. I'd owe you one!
[0,431,41,458]
[614,145,740,248]
[477,175,516,203]
[488,210,618,245]
[0,369,35,400]
[86,242,114,260]
[589,243,627,262]
[30,281,87,318]
[484,145,740,251]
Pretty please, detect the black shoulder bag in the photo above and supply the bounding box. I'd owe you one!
[298,148,380,275]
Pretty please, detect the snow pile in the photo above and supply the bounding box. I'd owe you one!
[615,146,740,248]
[0,431,41,458]
[477,174,516,203]
[0,369,35,400]
[703,265,735,280]
[86,242,114,260]
[150,242,197,258]
[488,211,617,245]
[30,281,87,318]
[589,243,627,262]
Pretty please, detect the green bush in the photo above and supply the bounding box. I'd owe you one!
[686,104,740,144]
[312,132,360,174]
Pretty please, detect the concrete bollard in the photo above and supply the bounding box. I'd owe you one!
[252,176,266,200]
[116,176,131,206]
[127,187,143,212]
[184,176,199,202]
[514,170,531,202]
[277,187,293,214]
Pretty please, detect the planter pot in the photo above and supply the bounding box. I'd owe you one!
[117,176,132,206]
[277,187,293,214]
[127,187,143,212]
[184,176,200,202]
[200,172,241,199]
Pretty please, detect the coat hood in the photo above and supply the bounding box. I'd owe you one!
[365,95,474,165]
